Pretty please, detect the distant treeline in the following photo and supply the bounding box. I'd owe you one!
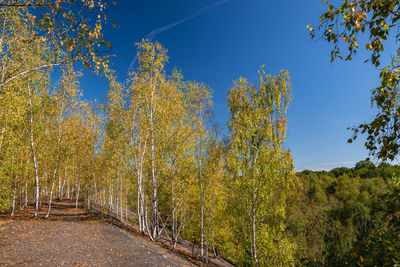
[288,160,400,266]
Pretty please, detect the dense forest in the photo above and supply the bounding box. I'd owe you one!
[291,161,400,266]
[1,0,400,266]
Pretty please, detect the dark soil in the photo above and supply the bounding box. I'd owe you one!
[0,200,196,266]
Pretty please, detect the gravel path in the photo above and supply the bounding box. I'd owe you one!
[0,201,197,267]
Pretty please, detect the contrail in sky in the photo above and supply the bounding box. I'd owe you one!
[128,0,229,73]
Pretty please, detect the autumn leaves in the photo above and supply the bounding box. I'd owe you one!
[0,2,298,265]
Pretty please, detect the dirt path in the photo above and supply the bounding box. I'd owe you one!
[0,201,197,266]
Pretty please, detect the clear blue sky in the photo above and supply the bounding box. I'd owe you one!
[80,0,392,171]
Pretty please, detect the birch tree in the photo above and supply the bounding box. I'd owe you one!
[45,65,81,218]
[227,67,297,266]
[129,41,169,241]
[103,78,128,218]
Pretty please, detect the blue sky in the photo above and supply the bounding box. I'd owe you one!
[80,0,393,171]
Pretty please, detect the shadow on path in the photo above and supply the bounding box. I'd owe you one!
[0,200,97,221]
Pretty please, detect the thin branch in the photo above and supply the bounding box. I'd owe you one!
[0,60,66,89]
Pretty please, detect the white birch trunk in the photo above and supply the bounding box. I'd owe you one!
[58,174,62,200]
[45,169,56,218]
[120,176,123,220]
[150,104,159,241]
[24,180,28,208]
[125,187,128,221]
[116,172,119,219]
[47,100,64,218]
[93,171,97,204]
[11,192,16,216]
[137,137,147,232]
[137,166,142,231]
[28,85,40,219]
[197,139,204,260]
[109,184,113,211]
[11,176,17,216]
[75,181,80,210]
[67,181,70,200]
[251,190,258,266]
[61,178,66,201]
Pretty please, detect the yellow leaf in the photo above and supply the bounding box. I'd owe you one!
[83,61,91,68]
